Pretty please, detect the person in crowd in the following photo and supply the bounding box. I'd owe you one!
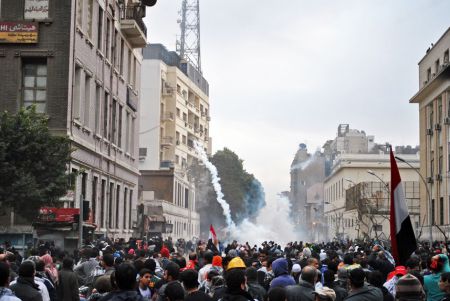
[180,269,212,301]
[395,274,425,301]
[267,287,286,301]
[163,282,184,301]
[245,267,266,301]
[89,276,113,301]
[285,266,317,301]
[10,261,43,301]
[137,269,152,301]
[368,271,394,301]
[142,260,160,296]
[198,252,214,284]
[35,260,57,301]
[57,258,80,301]
[291,264,301,284]
[155,262,180,301]
[424,254,450,301]
[345,268,382,301]
[323,270,347,301]
[0,262,21,301]
[384,266,407,297]
[74,249,99,287]
[221,269,253,301]
[40,255,58,286]
[106,264,145,301]
[270,258,295,289]
[439,272,450,301]
[313,287,336,301]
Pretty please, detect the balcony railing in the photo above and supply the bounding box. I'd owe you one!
[119,5,147,48]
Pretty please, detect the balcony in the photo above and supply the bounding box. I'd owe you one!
[119,5,147,48]
[161,136,173,147]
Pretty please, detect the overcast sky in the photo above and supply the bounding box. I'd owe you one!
[144,1,450,200]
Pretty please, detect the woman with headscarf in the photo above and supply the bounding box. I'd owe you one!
[41,254,58,285]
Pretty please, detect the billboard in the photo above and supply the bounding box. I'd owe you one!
[0,22,38,44]
[24,0,49,20]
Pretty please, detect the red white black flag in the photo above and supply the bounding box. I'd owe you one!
[390,149,417,265]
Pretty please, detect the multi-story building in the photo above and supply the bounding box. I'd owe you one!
[139,44,210,240]
[0,0,153,249]
[323,153,420,241]
[410,27,450,241]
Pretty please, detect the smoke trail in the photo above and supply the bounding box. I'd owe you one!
[290,148,321,171]
[194,141,236,232]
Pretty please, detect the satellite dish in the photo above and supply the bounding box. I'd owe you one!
[142,0,157,6]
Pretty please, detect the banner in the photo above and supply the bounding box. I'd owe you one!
[24,0,49,20]
[0,22,38,43]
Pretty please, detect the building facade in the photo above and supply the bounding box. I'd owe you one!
[410,27,450,241]
[0,0,151,247]
[323,153,420,241]
[139,44,211,240]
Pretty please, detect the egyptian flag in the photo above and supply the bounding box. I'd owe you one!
[390,149,417,265]
[209,224,218,248]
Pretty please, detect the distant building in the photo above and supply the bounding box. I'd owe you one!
[323,153,420,241]
[410,27,450,241]
[139,44,211,240]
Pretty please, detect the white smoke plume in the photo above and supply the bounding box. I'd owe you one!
[290,147,322,171]
[194,141,301,245]
[194,141,236,232]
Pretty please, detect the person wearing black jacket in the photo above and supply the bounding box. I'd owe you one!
[10,261,43,301]
[35,260,57,301]
[367,271,394,301]
[367,247,394,282]
[221,269,253,301]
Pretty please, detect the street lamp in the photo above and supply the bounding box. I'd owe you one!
[367,170,390,193]
[344,178,356,185]
[395,156,432,243]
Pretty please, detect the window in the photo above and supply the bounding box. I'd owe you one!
[92,176,98,223]
[130,117,135,155]
[115,185,120,229]
[175,155,179,164]
[127,48,132,83]
[73,66,82,119]
[123,188,128,229]
[183,112,187,121]
[182,135,187,145]
[176,131,180,144]
[114,29,119,68]
[108,183,114,228]
[100,179,106,227]
[23,60,47,113]
[427,68,432,81]
[111,99,117,144]
[119,39,124,74]
[125,112,130,152]
[86,0,93,38]
[432,199,436,225]
[185,188,189,209]
[177,108,180,117]
[95,84,101,134]
[436,59,440,74]
[118,105,123,148]
[440,197,444,225]
[439,147,443,174]
[128,190,133,229]
[106,17,111,60]
[84,74,91,127]
[445,50,449,64]
[97,7,103,51]
[76,0,83,26]
[103,92,109,138]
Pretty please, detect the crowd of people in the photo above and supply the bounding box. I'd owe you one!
[0,238,449,301]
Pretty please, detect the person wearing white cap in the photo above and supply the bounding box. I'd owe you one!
[291,264,301,284]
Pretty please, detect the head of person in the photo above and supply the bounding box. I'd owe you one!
[164,281,185,301]
[19,260,35,278]
[348,268,365,289]
[439,272,450,293]
[180,269,199,291]
[406,257,421,273]
[94,275,113,294]
[245,267,258,283]
[313,287,336,301]
[204,251,214,265]
[367,271,384,288]
[62,257,74,270]
[292,264,301,275]
[267,287,287,301]
[430,255,447,273]
[343,253,354,265]
[35,259,45,273]
[323,270,335,286]
[227,257,246,271]
[164,262,180,282]
[188,253,197,262]
[0,262,10,287]
[102,254,114,268]
[395,274,425,301]
[226,268,246,291]
[307,257,319,269]
[139,268,152,288]
[301,266,317,285]
[115,263,138,291]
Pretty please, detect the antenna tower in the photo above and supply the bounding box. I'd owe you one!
[176,0,201,73]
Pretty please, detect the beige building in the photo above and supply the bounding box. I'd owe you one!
[410,27,450,241]
[323,153,420,241]
[139,44,211,240]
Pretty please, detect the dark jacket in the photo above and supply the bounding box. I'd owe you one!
[10,277,43,301]
[345,285,383,301]
[285,280,315,301]
[108,291,146,301]
[270,259,295,289]
[247,281,266,301]
[380,286,394,301]
[220,289,253,301]
[57,268,80,301]
[326,283,348,301]
[36,273,57,301]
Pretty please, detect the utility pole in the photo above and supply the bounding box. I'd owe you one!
[176,0,202,73]
[79,194,83,248]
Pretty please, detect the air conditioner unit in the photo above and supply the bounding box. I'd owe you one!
[426,128,433,136]
[444,117,450,125]
[436,174,443,181]
[435,124,442,131]
[426,177,434,184]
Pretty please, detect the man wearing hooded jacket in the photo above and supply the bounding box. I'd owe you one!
[269,258,295,289]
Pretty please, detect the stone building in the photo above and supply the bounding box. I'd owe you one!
[0,0,154,248]
[410,27,450,241]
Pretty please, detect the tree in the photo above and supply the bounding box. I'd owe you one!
[0,106,74,219]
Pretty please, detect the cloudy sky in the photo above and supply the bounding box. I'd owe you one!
[145,1,450,200]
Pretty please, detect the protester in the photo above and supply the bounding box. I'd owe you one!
[10,261,43,301]
[180,270,212,301]
[245,267,266,301]
[270,258,295,289]
[0,262,21,301]
[285,266,317,301]
[221,269,253,301]
[424,254,450,301]
[345,268,382,301]
[395,274,425,301]
[57,257,80,301]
